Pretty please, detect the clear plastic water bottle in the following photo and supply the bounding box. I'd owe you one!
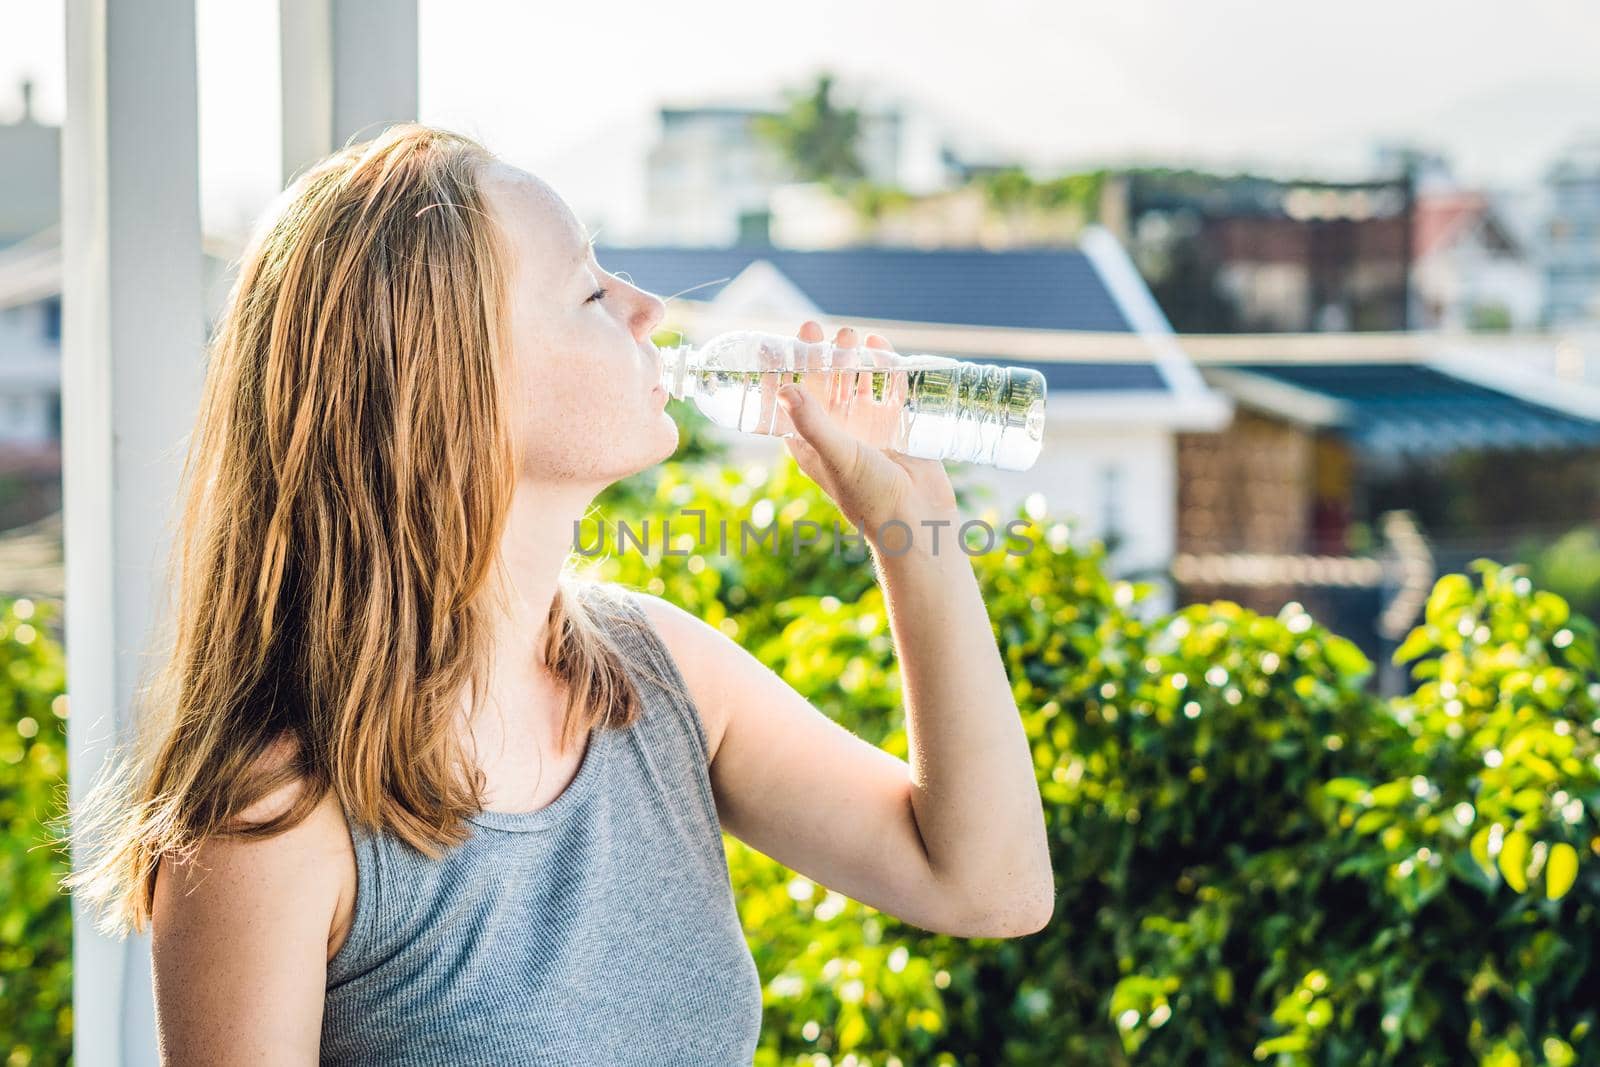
[658,330,1047,471]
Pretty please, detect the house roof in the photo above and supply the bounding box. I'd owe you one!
[595,244,1134,333]
[1208,361,1600,455]
[594,241,1198,411]
[1412,192,1521,261]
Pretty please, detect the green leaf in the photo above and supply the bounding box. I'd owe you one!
[1254,1033,1310,1055]
[1545,842,1579,900]
[1424,573,1473,628]
[1369,779,1410,808]
[1324,777,1371,802]
[1354,810,1391,836]
[1533,590,1570,627]
[1498,830,1531,893]
[1469,826,1498,880]
[1392,626,1435,665]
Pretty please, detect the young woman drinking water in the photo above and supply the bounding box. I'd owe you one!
[63,123,1053,1065]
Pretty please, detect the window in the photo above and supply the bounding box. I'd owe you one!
[1101,464,1124,548]
[43,296,62,342]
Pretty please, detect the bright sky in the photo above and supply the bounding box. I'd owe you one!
[4,0,1599,239]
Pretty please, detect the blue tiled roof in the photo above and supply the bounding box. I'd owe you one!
[1224,363,1600,454]
[595,245,1134,333]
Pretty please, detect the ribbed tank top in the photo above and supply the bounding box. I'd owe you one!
[319,584,764,1065]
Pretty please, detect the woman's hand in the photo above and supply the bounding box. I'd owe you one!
[776,321,959,540]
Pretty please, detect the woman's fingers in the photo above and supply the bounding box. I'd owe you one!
[773,320,822,432]
[777,379,861,491]
[789,322,902,443]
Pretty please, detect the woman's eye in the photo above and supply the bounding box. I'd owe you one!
[587,286,609,304]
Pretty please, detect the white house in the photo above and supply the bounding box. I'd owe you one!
[597,227,1234,612]
[1410,190,1543,331]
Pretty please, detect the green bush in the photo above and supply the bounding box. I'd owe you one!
[8,403,1595,1064]
[594,444,1599,1067]
[0,597,72,1065]
[1516,525,1600,623]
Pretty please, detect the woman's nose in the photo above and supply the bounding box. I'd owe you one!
[634,291,666,339]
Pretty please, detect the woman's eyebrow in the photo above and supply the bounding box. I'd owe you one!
[571,229,601,274]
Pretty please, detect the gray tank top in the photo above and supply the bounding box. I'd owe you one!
[319,584,764,1064]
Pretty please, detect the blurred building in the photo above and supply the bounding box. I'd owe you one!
[1410,191,1543,330]
[1104,170,1415,333]
[0,238,60,451]
[0,80,62,463]
[0,81,57,246]
[641,89,974,247]
[0,80,64,530]
[0,75,242,532]
[1176,331,1600,670]
[600,227,1234,615]
[1542,139,1600,325]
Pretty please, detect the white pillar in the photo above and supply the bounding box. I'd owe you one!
[280,0,419,186]
[63,0,205,1064]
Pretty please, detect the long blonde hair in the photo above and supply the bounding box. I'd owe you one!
[61,124,669,938]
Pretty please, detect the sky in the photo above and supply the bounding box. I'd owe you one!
[3,0,1599,240]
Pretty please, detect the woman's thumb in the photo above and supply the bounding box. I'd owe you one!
[777,384,857,481]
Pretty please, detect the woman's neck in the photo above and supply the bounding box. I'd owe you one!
[486,478,595,667]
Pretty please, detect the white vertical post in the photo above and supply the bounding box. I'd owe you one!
[62,0,204,1063]
[280,0,419,186]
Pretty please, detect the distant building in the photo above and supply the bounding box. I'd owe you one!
[1104,170,1415,333]
[1177,332,1600,671]
[641,87,971,247]
[0,79,62,470]
[1410,191,1543,330]
[642,106,796,247]
[1543,139,1600,326]
[599,228,1234,614]
[0,74,234,529]
[0,81,57,246]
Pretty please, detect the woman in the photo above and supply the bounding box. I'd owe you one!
[63,124,1053,1064]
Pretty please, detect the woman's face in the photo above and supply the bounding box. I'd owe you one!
[478,161,677,488]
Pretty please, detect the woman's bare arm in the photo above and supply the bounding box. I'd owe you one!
[870,526,1056,935]
[150,780,352,1065]
[641,587,1052,939]
[646,319,1055,940]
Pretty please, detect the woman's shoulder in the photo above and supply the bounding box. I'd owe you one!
[152,736,357,966]
[609,587,734,762]
[147,740,356,1056]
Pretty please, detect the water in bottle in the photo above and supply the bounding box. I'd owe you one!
[657,330,1047,471]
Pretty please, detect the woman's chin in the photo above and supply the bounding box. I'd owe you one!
[643,414,680,465]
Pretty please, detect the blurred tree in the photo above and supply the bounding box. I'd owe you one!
[1469,302,1514,333]
[1517,523,1600,621]
[753,71,865,192]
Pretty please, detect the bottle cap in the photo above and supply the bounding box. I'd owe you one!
[660,344,692,399]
